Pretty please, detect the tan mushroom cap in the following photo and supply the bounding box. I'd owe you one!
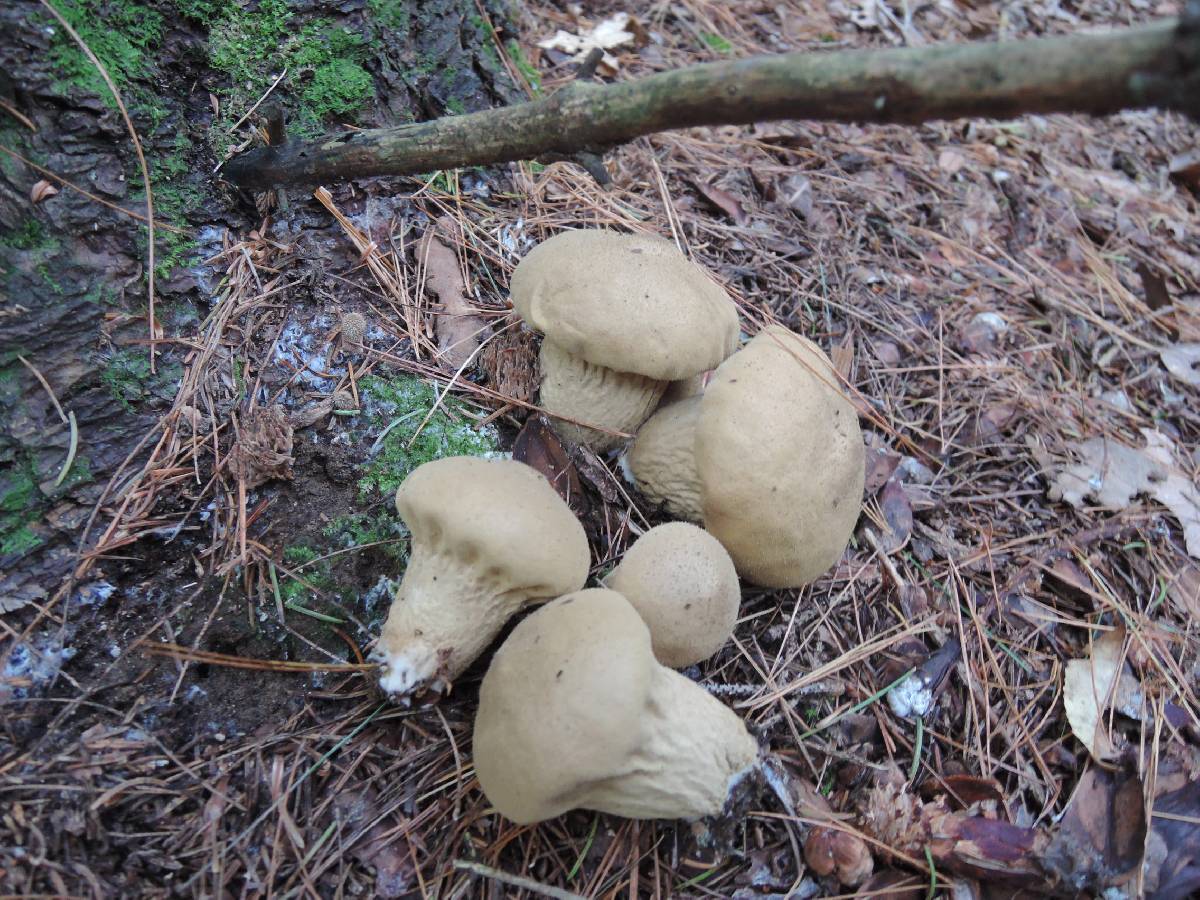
[510,230,739,380]
[606,523,740,667]
[374,456,589,697]
[697,326,865,587]
[473,589,758,824]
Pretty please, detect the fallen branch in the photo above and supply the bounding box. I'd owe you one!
[223,10,1200,190]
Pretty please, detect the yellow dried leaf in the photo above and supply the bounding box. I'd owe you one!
[1064,626,1127,761]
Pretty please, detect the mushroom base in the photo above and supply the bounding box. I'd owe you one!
[539,340,667,451]
[373,546,530,698]
[576,666,759,820]
[622,397,704,521]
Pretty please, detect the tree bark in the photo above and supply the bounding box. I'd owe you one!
[223,12,1200,190]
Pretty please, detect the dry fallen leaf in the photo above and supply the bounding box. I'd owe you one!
[1167,564,1200,619]
[513,415,582,509]
[876,476,913,554]
[1063,626,1126,761]
[417,217,484,373]
[31,180,58,204]
[938,149,968,175]
[1170,149,1200,189]
[1161,343,1200,387]
[537,12,638,73]
[1049,430,1200,558]
[1042,768,1146,890]
[777,172,814,220]
[691,179,748,225]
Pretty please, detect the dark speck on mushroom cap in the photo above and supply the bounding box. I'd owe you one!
[509,230,739,380]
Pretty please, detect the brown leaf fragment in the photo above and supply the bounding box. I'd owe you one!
[567,442,620,505]
[691,179,748,225]
[1136,260,1173,311]
[967,402,1018,446]
[957,312,1008,355]
[1169,149,1200,189]
[872,339,902,365]
[417,216,484,373]
[777,173,813,220]
[940,774,1006,810]
[1049,430,1200,558]
[1161,343,1200,387]
[1041,768,1146,892]
[30,179,58,203]
[864,446,901,494]
[1144,779,1200,898]
[938,148,968,175]
[877,476,913,554]
[1063,626,1127,761]
[1167,563,1200,619]
[830,333,854,381]
[513,415,582,508]
[1045,557,1092,604]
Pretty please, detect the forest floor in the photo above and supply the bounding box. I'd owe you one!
[2,0,1200,897]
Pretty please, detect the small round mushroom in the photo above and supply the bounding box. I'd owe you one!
[373,456,589,698]
[625,325,865,588]
[473,588,758,823]
[605,523,739,667]
[509,230,739,451]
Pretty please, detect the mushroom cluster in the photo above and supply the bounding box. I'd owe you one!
[509,230,740,450]
[625,325,866,588]
[366,227,870,832]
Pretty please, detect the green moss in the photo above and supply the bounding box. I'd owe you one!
[1,463,43,557]
[1,219,58,252]
[505,40,541,94]
[101,350,181,411]
[101,349,153,411]
[277,544,336,604]
[206,0,374,151]
[46,0,164,108]
[301,57,373,122]
[170,0,231,23]
[2,524,42,556]
[445,98,466,116]
[700,32,734,54]
[358,375,499,499]
[323,510,407,562]
[368,0,410,33]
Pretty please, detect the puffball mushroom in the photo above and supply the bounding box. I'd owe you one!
[605,523,739,667]
[509,230,739,451]
[473,588,759,823]
[373,456,589,698]
[625,325,865,588]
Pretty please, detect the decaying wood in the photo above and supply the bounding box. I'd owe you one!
[222,11,1200,190]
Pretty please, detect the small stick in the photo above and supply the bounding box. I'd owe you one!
[452,860,587,900]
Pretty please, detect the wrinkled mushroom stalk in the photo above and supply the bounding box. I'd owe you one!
[376,548,533,696]
[578,666,759,819]
[621,396,704,521]
[540,340,667,450]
